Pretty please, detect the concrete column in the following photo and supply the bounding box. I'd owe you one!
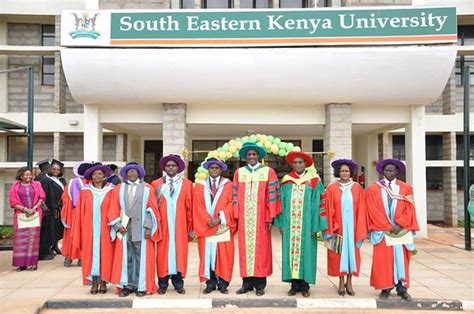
[234,0,240,8]
[0,170,5,225]
[163,103,188,158]
[83,104,102,161]
[54,16,66,114]
[115,133,127,162]
[53,132,66,161]
[323,103,352,185]
[0,22,7,113]
[443,132,457,226]
[441,67,458,226]
[405,105,427,238]
[273,0,280,8]
[378,132,391,160]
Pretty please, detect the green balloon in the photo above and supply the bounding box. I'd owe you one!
[242,136,249,143]
[267,135,274,142]
[198,167,205,172]
[287,143,294,150]
[256,142,264,147]
[233,151,239,158]
[278,142,286,149]
[222,143,229,150]
[274,137,281,145]
[278,149,286,157]
[249,135,257,143]
[265,146,272,153]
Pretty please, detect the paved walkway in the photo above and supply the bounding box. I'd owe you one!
[0,225,472,313]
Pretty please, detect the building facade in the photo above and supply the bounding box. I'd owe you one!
[0,0,473,238]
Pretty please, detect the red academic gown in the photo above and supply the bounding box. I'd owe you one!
[61,178,87,261]
[151,177,193,279]
[232,166,282,278]
[193,180,236,283]
[325,182,368,277]
[72,184,114,284]
[107,183,161,294]
[367,179,420,289]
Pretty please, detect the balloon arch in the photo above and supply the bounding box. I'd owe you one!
[193,134,319,182]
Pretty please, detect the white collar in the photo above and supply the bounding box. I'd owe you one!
[384,178,396,185]
[127,179,140,185]
[165,174,182,184]
[296,170,306,178]
[209,176,221,182]
[247,162,261,170]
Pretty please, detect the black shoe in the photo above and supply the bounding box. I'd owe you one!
[256,289,265,296]
[136,291,146,297]
[39,254,54,261]
[176,288,186,294]
[52,246,62,255]
[16,267,27,272]
[203,286,216,294]
[64,258,72,267]
[287,289,297,296]
[158,288,167,295]
[236,287,251,294]
[77,259,82,267]
[380,289,391,299]
[220,287,229,294]
[301,290,310,297]
[119,288,132,297]
[398,291,412,302]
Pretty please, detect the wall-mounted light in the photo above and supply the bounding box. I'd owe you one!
[69,120,79,126]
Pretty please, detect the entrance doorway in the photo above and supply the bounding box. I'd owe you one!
[144,140,163,183]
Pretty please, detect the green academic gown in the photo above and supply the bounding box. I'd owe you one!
[274,170,327,285]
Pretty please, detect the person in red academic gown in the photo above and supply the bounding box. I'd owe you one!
[193,158,236,295]
[367,159,419,302]
[233,142,282,296]
[108,162,161,297]
[151,154,193,295]
[61,161,93,267]
[325,159,368,297]
[72,163,114,295]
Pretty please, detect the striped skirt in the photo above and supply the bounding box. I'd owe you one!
[12,226,41,267]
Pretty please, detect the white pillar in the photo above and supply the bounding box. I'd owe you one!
[83,104,102,161]
[0,22,8,113]
[405,105,427,238]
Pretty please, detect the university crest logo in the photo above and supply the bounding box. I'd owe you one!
[69,12,101,40]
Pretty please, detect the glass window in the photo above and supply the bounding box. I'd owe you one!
[425,135,443,160]
[42,25,55,86]
[426,167,443,190]
[456,134,474,160]
[7,136,27,162]
[203,0,232,8]
[41,56,55,86]
[317,0,330,7]
[312,139,324,183]
[392,135,405,161]
[280,0,308,8]
[181,0,195,8]
[240,0,270,8]
[456,26,474,85]
[144,140,163,183]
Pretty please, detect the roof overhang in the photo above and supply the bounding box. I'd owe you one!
[61,44,457,107]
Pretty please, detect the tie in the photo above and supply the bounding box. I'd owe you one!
[169,178,175,198]
[387,182,393,212]
[211,179,218,199]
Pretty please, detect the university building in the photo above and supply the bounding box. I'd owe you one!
[0,0,473,238]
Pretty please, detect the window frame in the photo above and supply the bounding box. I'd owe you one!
[202,0,234,8]
[279,0,309,8]
[41,24,55,86]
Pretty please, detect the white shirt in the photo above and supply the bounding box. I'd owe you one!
[296,170,307,178]
[247,162,261,172]
[127,179,140,199]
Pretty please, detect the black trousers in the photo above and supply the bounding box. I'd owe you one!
[291,279,310,292]
[242,277,267,290]
[159,272,184,290]
[383,280,407,294]
[39,215,53,257]
[206,270,229,289]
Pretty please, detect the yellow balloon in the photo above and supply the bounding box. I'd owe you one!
[236,142,243,149]
[197,172,207,180]
[229,145,237,153]
[293,146,301,152]
[256,134,262,141]
[260,135,268,142]
[226,151,233,159]
[219,151,227,160]
[229,139,236,145]
[271,144,279,154]
[209,150,219,158]
[264,141,272,149]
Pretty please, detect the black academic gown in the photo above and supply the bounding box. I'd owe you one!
[35,174,66,256]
